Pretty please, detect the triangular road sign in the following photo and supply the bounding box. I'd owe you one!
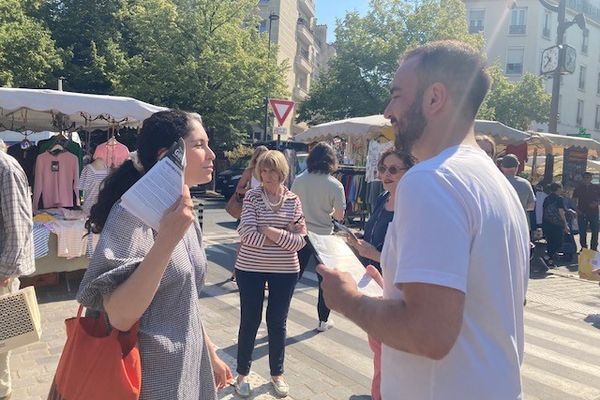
[269,98,295,126]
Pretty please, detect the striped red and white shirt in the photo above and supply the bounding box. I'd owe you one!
[235,187,306,273]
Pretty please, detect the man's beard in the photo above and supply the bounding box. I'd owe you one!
[393,92,427,154]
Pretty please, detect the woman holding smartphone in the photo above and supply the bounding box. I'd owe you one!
[77,110,232,400]
[347,148,414,400]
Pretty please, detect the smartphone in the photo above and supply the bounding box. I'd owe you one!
[332,220,358,241]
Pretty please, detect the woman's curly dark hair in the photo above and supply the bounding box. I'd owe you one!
[86,110,201,233]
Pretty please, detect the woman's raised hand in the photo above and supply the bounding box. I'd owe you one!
[157,185,196,248]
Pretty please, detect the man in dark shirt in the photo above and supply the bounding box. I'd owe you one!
[573,172,600,251]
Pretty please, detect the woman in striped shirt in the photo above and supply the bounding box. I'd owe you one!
[234,150,307,398]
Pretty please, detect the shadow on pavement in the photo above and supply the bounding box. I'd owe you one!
[584,314,600,330]
[216,221,238,230]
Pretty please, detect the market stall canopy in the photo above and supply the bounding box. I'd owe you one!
[293,115,391,143]
[0,88,168,132]
[293,115,530,144]
[474,120,530,144]
[528,131,600,154]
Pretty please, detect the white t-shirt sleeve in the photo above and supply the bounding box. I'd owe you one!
[392,171,472,293]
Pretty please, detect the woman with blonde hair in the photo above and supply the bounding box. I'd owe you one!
[233,150,307,398]
[235,145,269,196]
[229,145,269,281]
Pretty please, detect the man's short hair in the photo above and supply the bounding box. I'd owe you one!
[402,40,491,120]
[500,154,520,169]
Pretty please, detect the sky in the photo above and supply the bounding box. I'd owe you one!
[315,0,370,43]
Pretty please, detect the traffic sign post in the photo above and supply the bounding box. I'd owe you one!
[269,99,295,126]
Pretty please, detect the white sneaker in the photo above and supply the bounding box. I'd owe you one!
[317,320,334,332]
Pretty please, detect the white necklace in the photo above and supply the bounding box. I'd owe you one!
[262,187,284,210]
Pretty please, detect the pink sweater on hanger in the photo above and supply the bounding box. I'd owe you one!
[93,142,129,168]
[33,151,80,211]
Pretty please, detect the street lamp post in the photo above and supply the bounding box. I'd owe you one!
[263,12,279,142]
[539,0,586,133]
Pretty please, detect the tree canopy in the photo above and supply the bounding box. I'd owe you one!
[298,0,483,125]
[1,0,287,147]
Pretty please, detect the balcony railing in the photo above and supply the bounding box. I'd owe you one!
[509,24,526,34]
[295,54,312,73]
[297,19,314,44]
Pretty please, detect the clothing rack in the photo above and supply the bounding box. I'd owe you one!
[334,166,369,227]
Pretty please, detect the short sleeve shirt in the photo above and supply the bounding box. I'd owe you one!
[573,183,600,216]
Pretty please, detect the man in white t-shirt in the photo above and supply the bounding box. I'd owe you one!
[317,41,529,399]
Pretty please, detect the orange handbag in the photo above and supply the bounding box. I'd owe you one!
[47,305,142,400]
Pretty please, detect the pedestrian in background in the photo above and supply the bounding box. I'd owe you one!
[234,150,306,398]
[78,110,232,400]
[475,134,496,160]
[347,148,414,400]
[291,142,346,332]
[500,154,536,218]
[229,145,269,282]
[318,41,529,400]
[543,182,570,265]
[573,172,600,251]
[0,150,35,400]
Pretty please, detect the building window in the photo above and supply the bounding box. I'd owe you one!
[469,9,485,33]
[597,73,600,95]
[543,12,551,39]
[509,7,527,34]
[258,20,267,33]
[259,0,269,3]
[577,100,584,126]
[579,65,586,90]
[582,29,589,54]
[506,48,524,75]
[595,105,600,129]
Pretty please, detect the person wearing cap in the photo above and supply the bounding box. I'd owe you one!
[500,154,536,216]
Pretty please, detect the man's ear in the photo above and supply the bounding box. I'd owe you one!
[423,82,448,116]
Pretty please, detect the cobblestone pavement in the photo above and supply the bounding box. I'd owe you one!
[9,208,600,400]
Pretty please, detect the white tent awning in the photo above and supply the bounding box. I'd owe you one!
[293,115,530,144]
[528,131,600,153]
[0,88,168,132]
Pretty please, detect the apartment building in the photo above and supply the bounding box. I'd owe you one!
[258,0,335,138]
[464,0,600,138]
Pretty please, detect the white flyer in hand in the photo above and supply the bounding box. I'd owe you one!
[121,138,186,230]
[308,232,383,297]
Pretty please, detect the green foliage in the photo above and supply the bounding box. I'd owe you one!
[0,0,62,87]
[117,0,288,147]
[479,65,551,131]
[298,0,483,125]
[224,145,254,164]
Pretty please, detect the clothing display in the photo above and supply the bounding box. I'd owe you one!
[365,139,393,183]
[33,150,80,210]
[93,139,129,169]
[7,142,38,187]
[78,163,109,215]
[33,223,50,259]
[335,167,368,224]
[46,219,87,259]
[37,136,84,173]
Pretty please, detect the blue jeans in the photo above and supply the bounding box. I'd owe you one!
[236,270,298,376]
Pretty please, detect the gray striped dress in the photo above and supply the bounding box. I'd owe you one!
[77,202,217,400]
